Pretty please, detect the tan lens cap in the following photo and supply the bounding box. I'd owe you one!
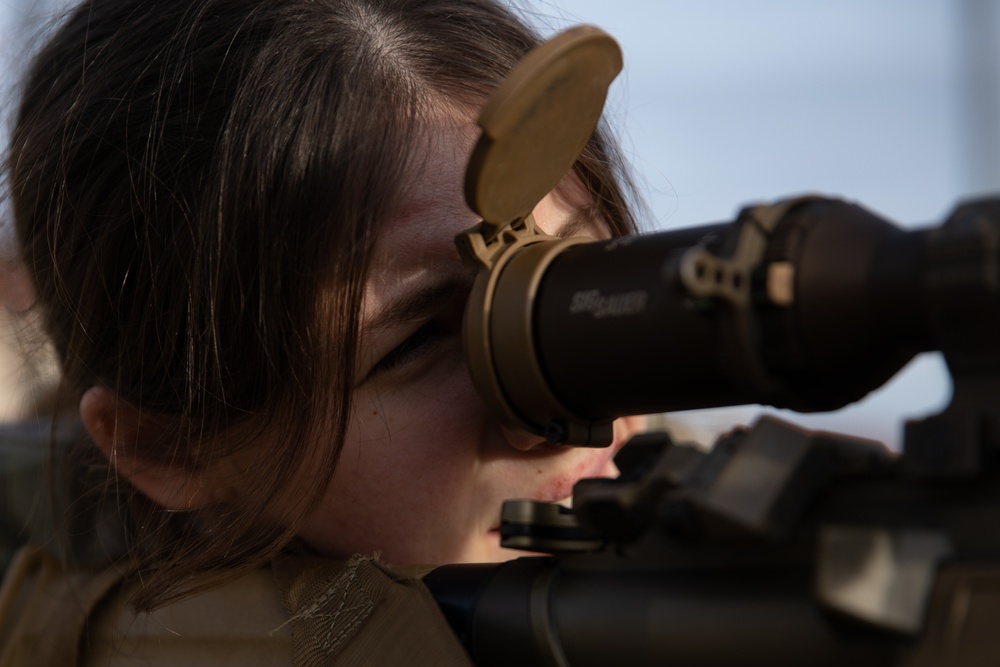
[464,26,623,238]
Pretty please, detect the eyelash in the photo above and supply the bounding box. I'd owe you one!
[370,321,443,376]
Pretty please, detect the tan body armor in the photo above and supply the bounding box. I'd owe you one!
[0,545,473,666]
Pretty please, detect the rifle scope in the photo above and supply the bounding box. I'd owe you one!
[456,195,1000,446]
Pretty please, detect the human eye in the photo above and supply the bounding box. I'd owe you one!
[367,321,444,378]
[359,280,469,384]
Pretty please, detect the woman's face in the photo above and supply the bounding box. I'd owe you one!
[297,113,643,564]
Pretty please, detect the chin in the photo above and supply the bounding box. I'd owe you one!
[460,530,542,564]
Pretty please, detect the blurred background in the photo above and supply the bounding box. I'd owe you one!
[1,0,998,447]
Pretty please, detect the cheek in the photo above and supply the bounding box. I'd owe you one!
[351,362,482,453]
[330,361,488,513]
[299,364,493,560]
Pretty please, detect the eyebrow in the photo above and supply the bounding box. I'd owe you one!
[366,277,469,334]
[366,210,598,334]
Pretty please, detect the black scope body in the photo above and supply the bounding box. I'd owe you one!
[477,196,1000,440]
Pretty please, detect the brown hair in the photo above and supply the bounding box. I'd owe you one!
[5,0,638,609]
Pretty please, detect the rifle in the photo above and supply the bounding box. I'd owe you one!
[423,26,1000,666]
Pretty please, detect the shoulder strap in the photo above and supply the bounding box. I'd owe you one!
[84,566,293,666]
[273,554,474,667]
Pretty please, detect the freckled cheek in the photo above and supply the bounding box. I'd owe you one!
[350,365,488,459]
[418,367,486,435]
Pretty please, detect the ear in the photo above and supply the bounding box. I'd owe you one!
[80,386,213,510]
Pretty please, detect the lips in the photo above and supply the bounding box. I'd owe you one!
[522,435,623,506]
[482,421,633,542]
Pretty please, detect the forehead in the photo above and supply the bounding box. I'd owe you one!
[367,115,481,295]
[361,109,608,320]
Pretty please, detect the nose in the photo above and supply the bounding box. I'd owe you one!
[499,423,547,451]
